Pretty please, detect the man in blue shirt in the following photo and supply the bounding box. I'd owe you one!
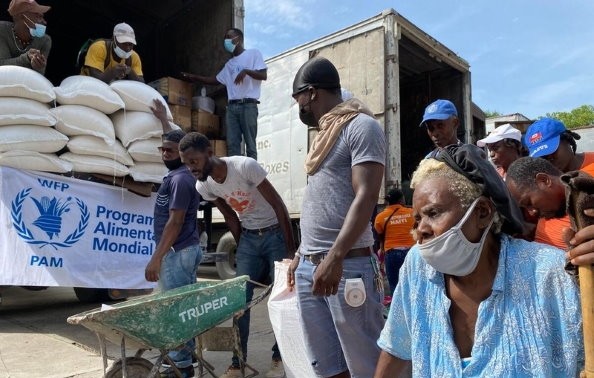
[145,100,202,378]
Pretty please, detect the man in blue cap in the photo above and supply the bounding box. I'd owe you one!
[524,117,593,173]
[419,99,461,158]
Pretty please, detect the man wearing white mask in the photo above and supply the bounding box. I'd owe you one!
[182,28,267,160]
[374,144,583,377]
[80,22,144,83]
[0,0,51,75]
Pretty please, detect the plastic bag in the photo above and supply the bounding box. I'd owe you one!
[267,259,316,378]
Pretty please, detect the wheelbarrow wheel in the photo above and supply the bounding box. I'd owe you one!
[216,231,237,279]
[105,357,156,378]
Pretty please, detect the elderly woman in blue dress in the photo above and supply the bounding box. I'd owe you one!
[374,144,583,377]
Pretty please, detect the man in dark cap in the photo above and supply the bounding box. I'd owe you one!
[287,56,386,378]
[0,0,51,74]
[145,100,202,378]
[375,144,582,377]
[419,99,461,158]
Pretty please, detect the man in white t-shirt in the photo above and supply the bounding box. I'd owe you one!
[182,28,267,160]
[178,132,294,378]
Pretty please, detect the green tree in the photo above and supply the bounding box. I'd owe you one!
[484,110,502,118]
[545,105,594,129]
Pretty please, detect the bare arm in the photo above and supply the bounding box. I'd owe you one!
[234,68,267,85]
[245,68,267,81]
[330,162,384,258]
[311,162,384,296]
[145,209,186,281]
[86,65,127,84]
[181,72,221,85]
[374,351,412,378]
[257,178,295,256]
[127,69,144,83]
[213,198,242,243]
[150,98,173,134]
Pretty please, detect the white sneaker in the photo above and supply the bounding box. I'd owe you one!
[264,359,285,378]
[219,366,242,378]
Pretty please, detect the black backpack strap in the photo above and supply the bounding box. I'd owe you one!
[104,39,112,70]
[379,207,400,244]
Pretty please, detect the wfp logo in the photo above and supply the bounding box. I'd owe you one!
[11,188,89,250]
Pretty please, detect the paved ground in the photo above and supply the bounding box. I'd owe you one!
[0,266,279,378]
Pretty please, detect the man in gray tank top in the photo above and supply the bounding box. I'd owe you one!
[287,57,386,378]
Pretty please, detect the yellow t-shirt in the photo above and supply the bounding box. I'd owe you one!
[80,40,143,77]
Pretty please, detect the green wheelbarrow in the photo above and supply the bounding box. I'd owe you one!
[67,275,269,378]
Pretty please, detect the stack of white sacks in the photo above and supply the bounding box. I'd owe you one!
[0,66,179,184]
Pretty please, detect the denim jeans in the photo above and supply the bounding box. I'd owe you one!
[295,255,384,378]
[225,103,258,159]
[158,244,203,369]
[231,226,286,366]
[384,248,409,295]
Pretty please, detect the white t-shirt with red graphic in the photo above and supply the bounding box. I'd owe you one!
[195,156,277,229]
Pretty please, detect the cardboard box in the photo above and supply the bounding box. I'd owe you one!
[191,110,220,137]
[148,77,193,107]
[169,104,191,130]
[212,139,227,157]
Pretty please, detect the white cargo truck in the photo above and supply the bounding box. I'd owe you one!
[212,9,485,278]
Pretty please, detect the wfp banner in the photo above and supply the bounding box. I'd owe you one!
[0,167,158,289]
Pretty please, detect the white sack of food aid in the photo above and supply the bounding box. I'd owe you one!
[0,66,55,103]
[54,75,125,114]
[0,150,72,173]
[51,105,116,145]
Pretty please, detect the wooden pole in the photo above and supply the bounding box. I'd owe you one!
[568,185,594,378]
[579,264,594,378]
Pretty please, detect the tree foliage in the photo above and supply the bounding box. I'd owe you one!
[484,110,502,118]
[545,105,594,129]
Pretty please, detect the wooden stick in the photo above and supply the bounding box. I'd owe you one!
[569,190,594,378]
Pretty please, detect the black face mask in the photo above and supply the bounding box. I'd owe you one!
[299,96,317,127]
[164,157,183,171]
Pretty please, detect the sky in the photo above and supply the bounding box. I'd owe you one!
[243,0,594,120]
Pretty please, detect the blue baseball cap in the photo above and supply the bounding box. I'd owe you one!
[524,118,567,157]
[419,99,458,127]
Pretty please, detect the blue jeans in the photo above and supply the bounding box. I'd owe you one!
[295,255,384,378]
[384,248,409,295]
[158,244,203,369]
[226,103,258,159]
[232,226,286,367]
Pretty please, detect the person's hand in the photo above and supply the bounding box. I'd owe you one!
[312,254,343,296]
[181,72,202,83]
[234,69,248,85]
[287,254,300,291]
[564,209,594,266]
[27,49,46,70]
[150,98,168,123]
[145,257,161,282]
[109,64,129,80]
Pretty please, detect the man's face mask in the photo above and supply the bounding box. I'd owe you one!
[23,15,46,38]
[298,89,317,127]
[113,40,132,59]
[224,38,236,53]
[418,198,494,276]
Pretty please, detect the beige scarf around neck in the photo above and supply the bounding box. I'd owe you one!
[305,98,375,175]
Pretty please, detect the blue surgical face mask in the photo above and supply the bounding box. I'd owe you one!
[224,38,236,53]
[114,44,132,59]
[24,15,46,38]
